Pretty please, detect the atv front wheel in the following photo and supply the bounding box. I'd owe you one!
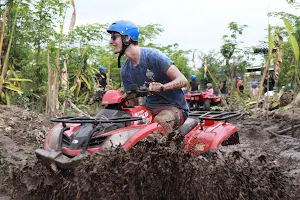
[221,132,239,146]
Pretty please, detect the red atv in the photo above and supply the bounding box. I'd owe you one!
[35,85,240,169]
[184,90,222,111]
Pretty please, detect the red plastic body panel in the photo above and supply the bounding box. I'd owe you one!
[44,123,80,151]
[122,106,154,124]
[101,90,124,105]
[184,121,238,154]
[123,123,166,150]
[59,123,165,155]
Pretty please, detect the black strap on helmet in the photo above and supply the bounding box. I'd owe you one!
[117,35,132,68]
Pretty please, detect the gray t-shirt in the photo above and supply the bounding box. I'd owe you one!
[121,47,189,116]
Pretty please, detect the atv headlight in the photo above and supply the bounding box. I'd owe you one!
[101,128,141,149]
[191,97,194,100]
[48,126,63,150]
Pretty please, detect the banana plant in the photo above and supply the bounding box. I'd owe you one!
[282,16,300,136]
[69,45,95,103]
[0,69,32,104]
[282,17,300,85]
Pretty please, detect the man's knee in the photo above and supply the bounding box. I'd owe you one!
[154,110,177,134]
[154,110,175,124]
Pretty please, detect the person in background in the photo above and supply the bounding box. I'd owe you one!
[251,81,259,99]
[236,77,244,93]
[219,80,227,98]
[206,83,214,95]
[190,75,200,91]
[95,66,107,90]
[263,73,275,93]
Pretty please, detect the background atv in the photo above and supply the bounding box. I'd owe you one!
[185,90,222,111]
[36,85,240,169]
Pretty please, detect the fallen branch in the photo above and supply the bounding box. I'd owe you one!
[266,129,297,140]
[236,112,246,120]
[277,124,300,135]
[68,100,92,118]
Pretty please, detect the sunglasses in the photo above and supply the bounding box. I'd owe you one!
[111,34,121,41]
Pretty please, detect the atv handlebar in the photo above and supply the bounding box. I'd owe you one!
[189,111,241,121]
[127,89,157,98]
[51,116,143,124]
[127,84,159,97]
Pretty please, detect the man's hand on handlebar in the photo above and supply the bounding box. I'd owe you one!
[149,82,164,93]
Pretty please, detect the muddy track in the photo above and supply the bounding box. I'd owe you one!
[1,105,300,200]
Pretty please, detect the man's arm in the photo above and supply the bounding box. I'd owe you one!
[163,65,188,90]
[148,65,187,92]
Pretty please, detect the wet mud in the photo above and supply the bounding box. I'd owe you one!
[1,105,300,199]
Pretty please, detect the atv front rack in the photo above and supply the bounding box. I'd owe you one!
[51,116,143,124]
[189,111,241,121]
[48,116,143,156]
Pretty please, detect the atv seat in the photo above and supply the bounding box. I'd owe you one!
[179,118,198,136]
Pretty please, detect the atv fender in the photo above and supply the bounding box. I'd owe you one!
[122,122,165,151]
[209,125,238,149]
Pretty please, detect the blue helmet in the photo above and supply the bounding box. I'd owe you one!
[237,76,242,80]
[107,20,139,41]
[251,81,257,87]
[98,66,105,71]
[219,69,224,73]
[190,75,196,80]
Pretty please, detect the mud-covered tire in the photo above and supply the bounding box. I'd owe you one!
[221,132,239,146]
[189,100,198,111]
[203,99,211,111]
[188,101,193,110]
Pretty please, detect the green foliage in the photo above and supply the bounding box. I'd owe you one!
[138,24,164,46]
[283,17,299,61]
[268,12,300,88]
[9,0,300,114]
[282,17,300,88]
[220,21,250,91]
[220,22,248,61]
[0,2,194,110]
[156,43,192,78]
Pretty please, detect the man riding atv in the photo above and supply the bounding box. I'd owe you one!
[35,21,241,170]
[107,20,189,134]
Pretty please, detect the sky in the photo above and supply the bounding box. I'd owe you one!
[64,0,298,67]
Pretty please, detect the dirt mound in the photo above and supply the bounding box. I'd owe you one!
[7,140,299,200]
[280,91,294,107]
[0,105,51,145]
[0,105,52,198]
